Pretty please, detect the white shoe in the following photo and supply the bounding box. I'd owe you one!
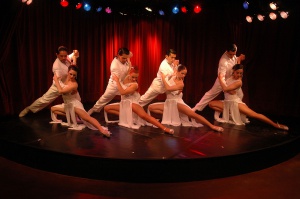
[19,107,30,117]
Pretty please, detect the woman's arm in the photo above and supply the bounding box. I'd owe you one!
[112,75,137,95]
[53,74,77,94]
[218,74,242,92]
[160,72,184,91]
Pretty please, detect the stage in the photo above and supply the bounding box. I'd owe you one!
[0,107,299,183]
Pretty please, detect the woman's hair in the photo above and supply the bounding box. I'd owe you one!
[232,64,244,71]
[68,65,79,72]
[117,47,130,56]
[177,64,187,72]
[56,46,68,54]
[129,66,139,74]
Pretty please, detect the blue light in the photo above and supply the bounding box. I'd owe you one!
[96,6,102,12]
[83,3,91,11]
[243,1,249,10]
[159,10,165,15]
[172,6,179,14]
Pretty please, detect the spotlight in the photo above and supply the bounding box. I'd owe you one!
[145,7,152,12]
[243,1,249,10]
[158,10,165,16]
[22,0,33,5]
[76,3,82,9]
[257,14,265,21]
[83,3,91,11]
[194,5,202,13]
[172,6,179,14]
[60,0,68,7]
[269,2,278,10]
[181,6,187,13]
[96,6,102,12]
[269,12,277,20]
[280,11,289,19]
[105,7,112,14]
[246,16,253,23]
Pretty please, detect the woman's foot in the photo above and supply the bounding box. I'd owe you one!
[212,125,224,132]
[101,129,111,138]
[277,123,289,131]
[163,127,174,135]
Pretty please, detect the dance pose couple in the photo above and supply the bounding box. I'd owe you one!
[19,45,288,138]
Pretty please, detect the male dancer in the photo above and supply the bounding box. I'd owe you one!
[88,47,132,115]
[192,43,245,120]
[139,49,178,107]
[19,46,79,117]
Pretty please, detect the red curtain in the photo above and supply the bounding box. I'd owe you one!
[1,0,300,118]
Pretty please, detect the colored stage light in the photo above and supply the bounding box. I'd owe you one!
[269,12,277,20]
[105,7,112,14]
[76,3,82,9]
[194,5,202,14]
[181,6,187,13]
[280,11,289,19]
[60,0,69,7]
[243,1,249,10]
[269,2,278,10]
[96,6,102,12]
[257,14,265,21]
[246,16,253,23]
[83,3,91,11]
[158,10,165,15]
[172,6,179,14]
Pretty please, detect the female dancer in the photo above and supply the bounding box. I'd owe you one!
[52,65,111,137]
[208,64,288,130]
[148,64,224,132]
[104,66,174,135]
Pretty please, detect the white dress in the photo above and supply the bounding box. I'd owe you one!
[118,82,145,129]
[51,84,99,130]
[221,77,248,125]
[160,76,203,127]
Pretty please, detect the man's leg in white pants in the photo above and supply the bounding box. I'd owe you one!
[19,85,60,117]
[88,83,118,115]
[139,87,161,107]
[192,79,222,112]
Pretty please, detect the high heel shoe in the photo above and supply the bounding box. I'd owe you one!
[277,122,289,131]
[163,127,174,135]
[101,130,111,138]
[212,126,224,132]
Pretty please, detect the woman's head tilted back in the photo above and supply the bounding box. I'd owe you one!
[68,65,79,81]
[128,66,139,82]
[232,64,244,79]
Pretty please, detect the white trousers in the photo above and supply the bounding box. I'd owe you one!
[139,87,163,107]
[92,82,119,112]
[28,84,60,113]
[193,78,223,111]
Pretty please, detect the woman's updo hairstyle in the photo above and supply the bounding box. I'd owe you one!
[177,64,187,72]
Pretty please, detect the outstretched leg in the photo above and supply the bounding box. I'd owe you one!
[132,104,174,134]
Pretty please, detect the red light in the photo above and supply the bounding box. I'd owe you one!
[181,6,187,13]
[194,5,202,13]
[60,0,69,7]
[76,3,82,9]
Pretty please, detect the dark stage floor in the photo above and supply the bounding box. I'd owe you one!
[0,107,299,183]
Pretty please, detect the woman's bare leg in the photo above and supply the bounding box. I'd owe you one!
[132,104,174,134]
[238,104,288,130]
[148,103,164,115]
[74,108,111,137]
[104,104,120,115]
[177,104,223,132]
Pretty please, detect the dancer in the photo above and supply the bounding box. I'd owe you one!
[88,47,132,115]
[148,64,224,132]
[52,65,111,137]
[208,64,288,131]
[19,46,79,117]
[192,44,245,119]
[139,49,179,107]
[104,66,174,134]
